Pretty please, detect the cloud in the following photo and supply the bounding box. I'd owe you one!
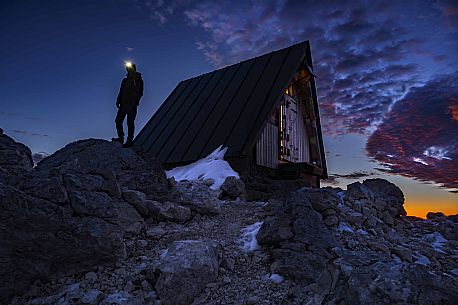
[11,129,49,137]
[134,0,188,25]
[333,170,375,179]
[323,170,376,185]
[138,0,456,137]
[170,1,452,134]
[0,111,41,121]
[366,73,458,190]
[436,0,458,28]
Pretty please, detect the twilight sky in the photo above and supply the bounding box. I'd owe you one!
[1,0,457,217]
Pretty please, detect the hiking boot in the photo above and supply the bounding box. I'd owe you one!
[123,140,133,148]
[112,137,124,144]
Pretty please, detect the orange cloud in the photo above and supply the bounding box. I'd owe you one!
[448,98,458,121]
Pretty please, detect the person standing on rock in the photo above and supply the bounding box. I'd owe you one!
[112,61,144,148]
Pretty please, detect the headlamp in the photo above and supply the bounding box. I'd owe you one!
[125,61,133,68]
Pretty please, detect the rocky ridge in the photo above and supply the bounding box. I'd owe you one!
[0,133,456,305]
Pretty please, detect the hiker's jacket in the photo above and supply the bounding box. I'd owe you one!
[117,72,144,106]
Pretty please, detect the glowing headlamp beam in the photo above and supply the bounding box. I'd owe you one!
[125,61,133,68]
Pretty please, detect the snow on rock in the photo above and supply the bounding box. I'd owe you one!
[269,274,284,284]
[241,221,264,252]
[413,252,431,266]
[424,232,448,253]
[166,145,239,190]
[337,222,354,233]
[336,191,346,208]
[356,229,369,235]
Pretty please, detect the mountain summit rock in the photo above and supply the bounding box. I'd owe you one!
[0,132,456,305]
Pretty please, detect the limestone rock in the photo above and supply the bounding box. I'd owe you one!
[258,188,340,286]
[0,183,125,302]
[15,172,69,204]
[146,200,192,223]
[154,240,221,305]
[363,178,406,217]
[0,133,33,176]
[111,200,144,234]
[69,191,118,220]
[35,139,144,174]
[35,139,169,201]
[220,176,245,199]
[122,189,150,217]
[426,212,446,220]
[169,181,221,215]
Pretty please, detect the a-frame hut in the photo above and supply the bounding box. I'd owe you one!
[134,40,327,187]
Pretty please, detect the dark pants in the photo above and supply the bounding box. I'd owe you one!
[115,104,137,141]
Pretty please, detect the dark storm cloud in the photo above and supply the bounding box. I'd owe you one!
[366,73,458,190]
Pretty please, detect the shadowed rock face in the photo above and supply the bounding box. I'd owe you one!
[257,183,458,305]
[0,136,171,303]
[0,133,33,177]
[0,183,126,299]
[1,133,457,305]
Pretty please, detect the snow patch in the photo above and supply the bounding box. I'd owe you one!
[424,232,448,253]
[450,269,458,276]
[413,252,431,266]
[356,229,369,235]
[337,222,354,233]
[240,221,263,252]
[160,249,169,259]
[105,292,129,304]
[269,273,284,283]
[337,191,346,208]
[452,250,458,259]
[166,145,239,190]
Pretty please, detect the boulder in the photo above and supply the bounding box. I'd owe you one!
[35,139,169,201]
[146,200,192,223]
[169,181,221,215]
[426,212,446,220]
[122,189,150,217]
[111,200,145,234]
[35,139,144,174]
[0,183,125,302]
[154,240,221,305]
[332,257,458,305]
[363,179,406,217]
[257,188,340,285]
[346,182,374,201]
[220,176,245,199]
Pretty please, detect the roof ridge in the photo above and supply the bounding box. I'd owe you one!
[179,40,309,83]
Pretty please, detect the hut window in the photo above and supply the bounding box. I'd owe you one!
[285,82,294,97]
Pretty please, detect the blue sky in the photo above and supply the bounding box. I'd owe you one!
[1,0,457,216]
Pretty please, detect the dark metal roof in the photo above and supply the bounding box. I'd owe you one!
[134,40,327,177]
